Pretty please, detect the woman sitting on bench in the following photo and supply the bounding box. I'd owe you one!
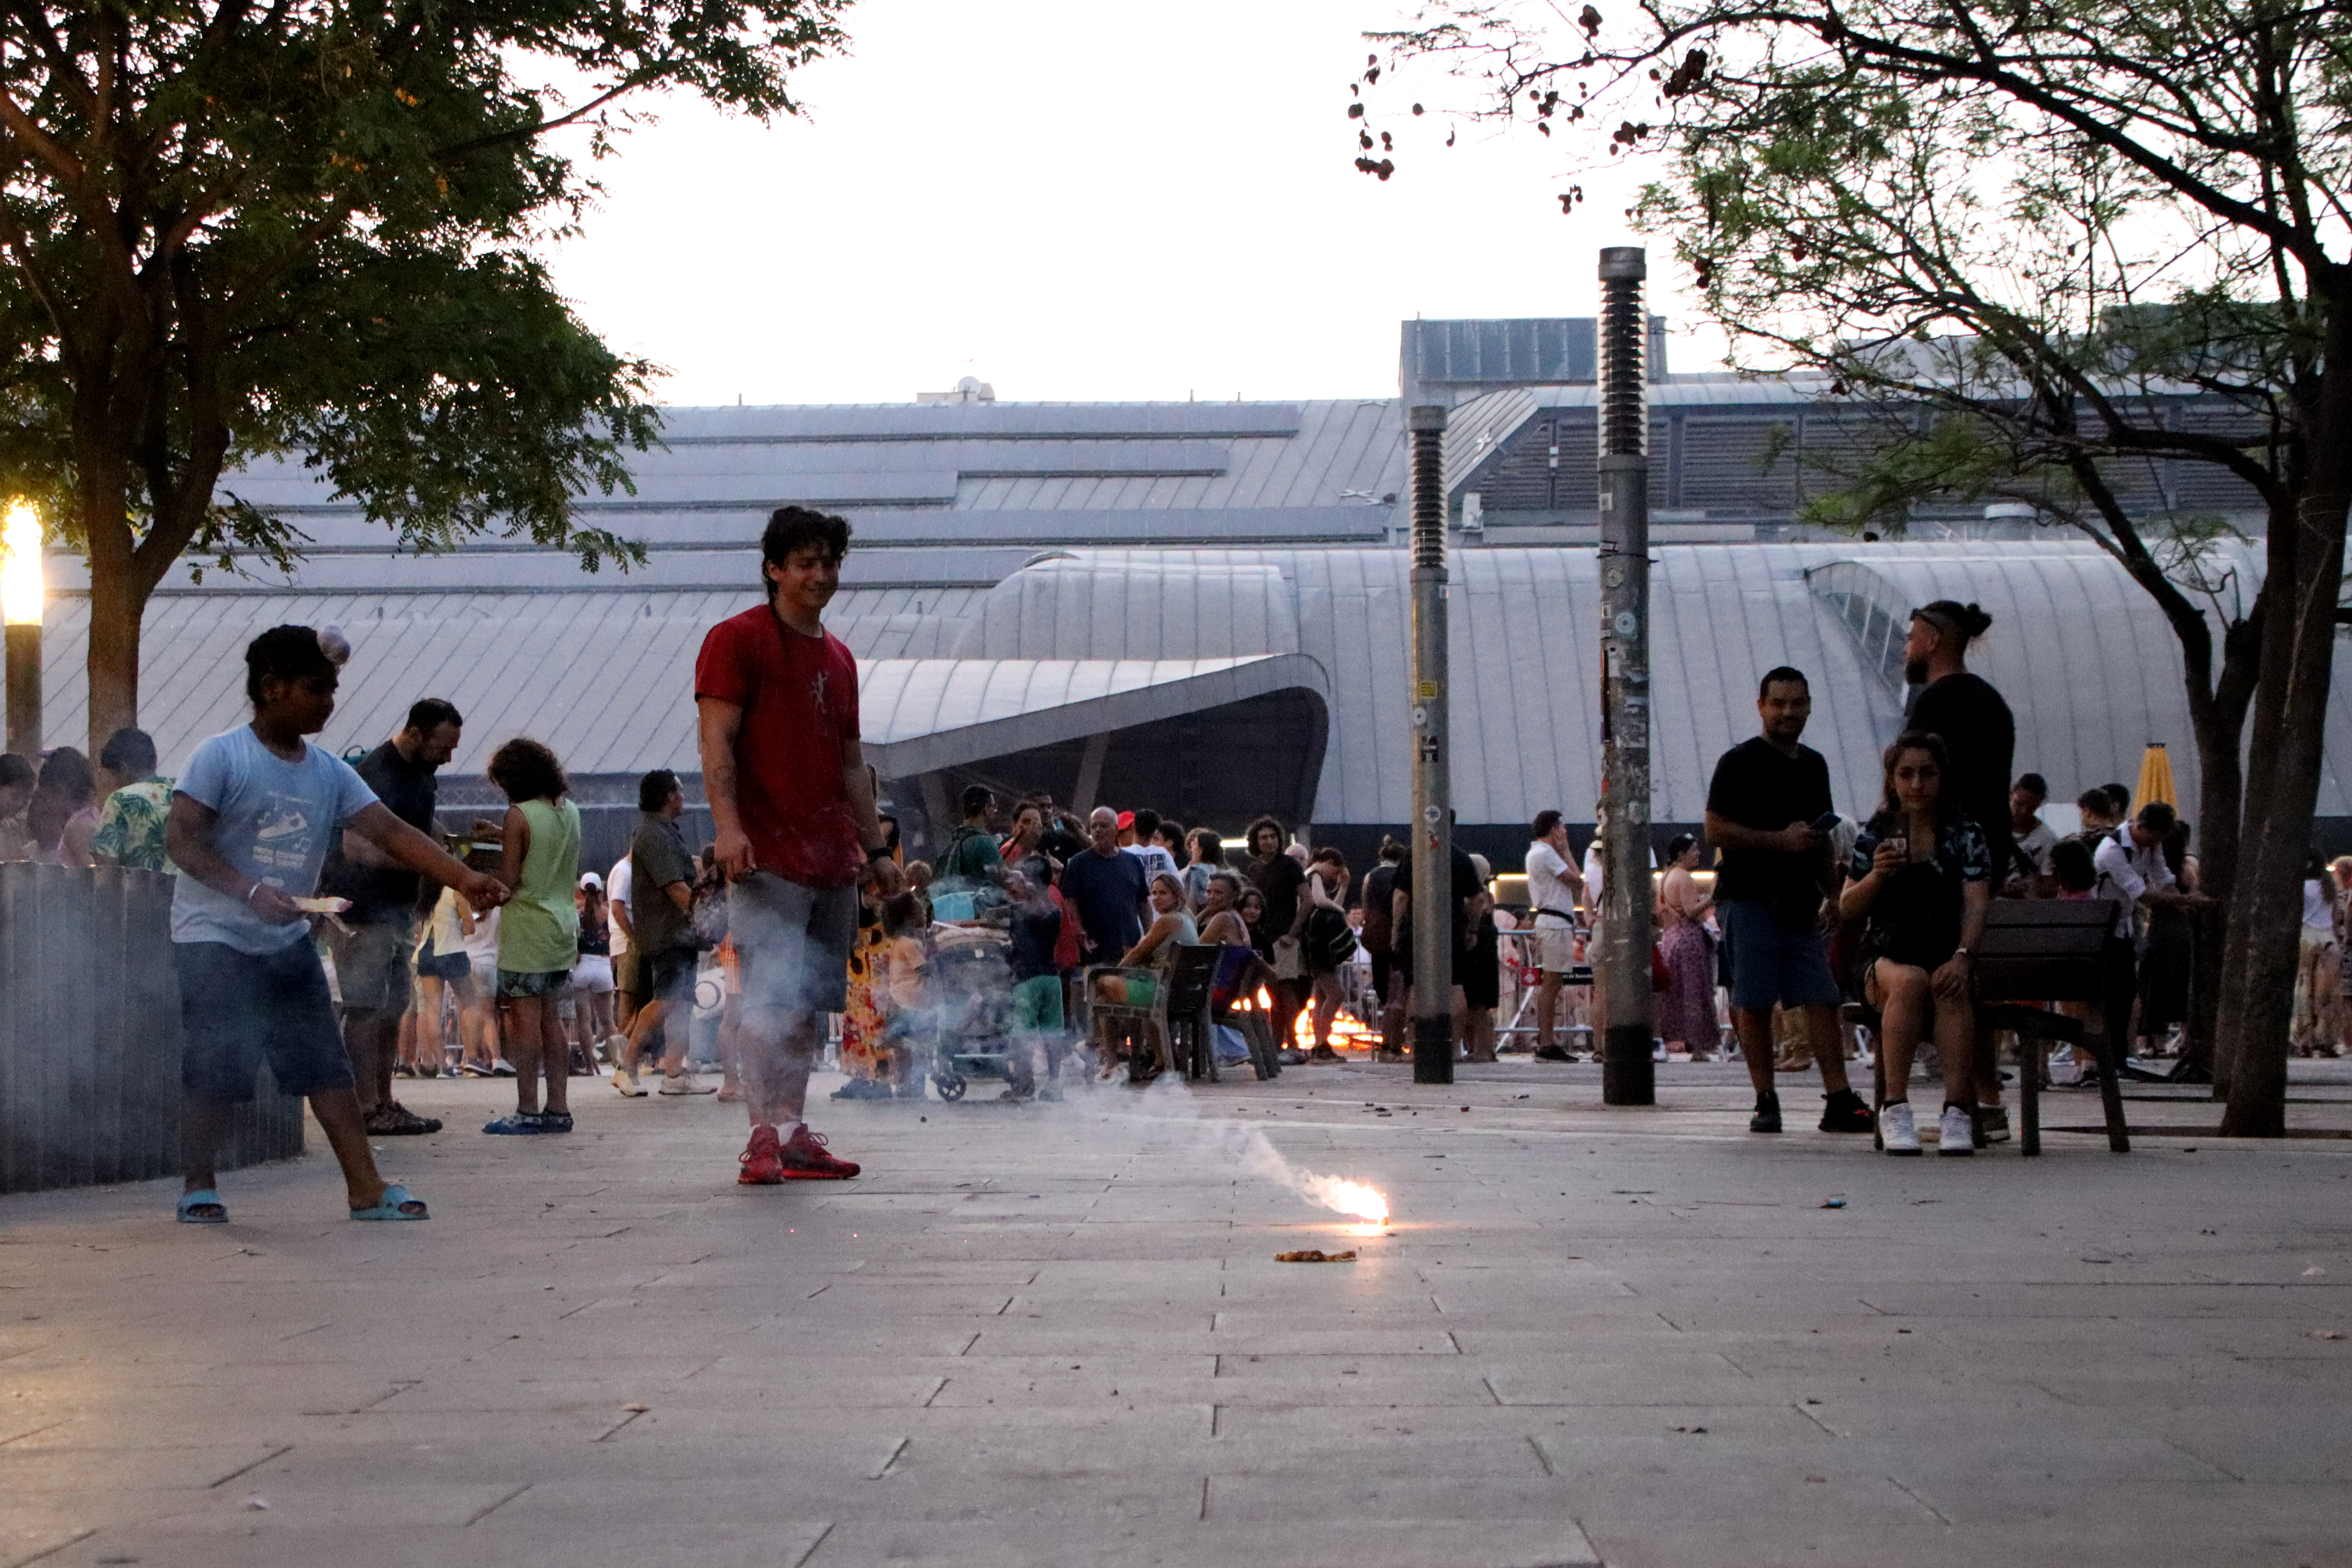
[1841,730,1993,1157]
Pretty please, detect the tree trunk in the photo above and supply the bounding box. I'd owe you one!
[2180,717,2242,1086]
[73,434,145,759]
[2218,485,2350,1135]
[84,563,144,762]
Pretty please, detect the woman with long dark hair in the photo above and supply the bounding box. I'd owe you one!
[1243,816,1308,1055]
[26,747,99,865]
[1654,834,1718,1058]
[1300,848,1355,1060]
[1839,730,1992,1156]
[483,738,581,1135]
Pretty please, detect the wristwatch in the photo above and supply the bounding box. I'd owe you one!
[865,844,894,862]
[1952,946,1972,959]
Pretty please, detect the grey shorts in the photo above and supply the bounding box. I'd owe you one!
[729,872,858,1014]
[327,916,415,1015]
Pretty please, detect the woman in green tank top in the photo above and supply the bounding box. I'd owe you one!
[486,738,582,1135]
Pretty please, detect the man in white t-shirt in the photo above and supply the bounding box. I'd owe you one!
[607,852,636,1033]
[2008,772,2059,895]
[1121,807,1183,889]
[1523,809,1585,1061]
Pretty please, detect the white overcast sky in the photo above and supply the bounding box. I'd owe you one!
[543,0,1725,407]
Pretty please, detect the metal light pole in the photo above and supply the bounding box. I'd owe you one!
[3,500,42,759]
[1596,248,1656,1106]
[1407,403,1455,1086]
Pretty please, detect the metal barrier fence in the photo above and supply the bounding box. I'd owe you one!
[0,863,304,1195]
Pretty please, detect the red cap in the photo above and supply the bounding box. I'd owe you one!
[1115,810,1135,830]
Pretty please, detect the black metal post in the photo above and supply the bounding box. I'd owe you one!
[1597,247,1656,1106]
[1407,403,1454,1085]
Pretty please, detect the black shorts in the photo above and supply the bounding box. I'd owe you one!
[645,948,699,1009]
[415,949,471,982]
[176,940,353,1103]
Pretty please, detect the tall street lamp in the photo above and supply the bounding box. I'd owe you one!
[3,498,43,759]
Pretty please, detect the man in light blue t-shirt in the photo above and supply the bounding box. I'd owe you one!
[165,625,508,1226]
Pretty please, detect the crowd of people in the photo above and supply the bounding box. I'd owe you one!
[2,501,2323,1219]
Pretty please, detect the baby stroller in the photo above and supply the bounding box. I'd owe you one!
[924,927,1016,1101]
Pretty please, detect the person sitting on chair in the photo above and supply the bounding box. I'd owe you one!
[1840,729,1992,1158]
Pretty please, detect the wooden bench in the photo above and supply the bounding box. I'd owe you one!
[1841,898,2130,1155]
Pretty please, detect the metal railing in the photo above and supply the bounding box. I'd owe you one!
[1,863,303,1194]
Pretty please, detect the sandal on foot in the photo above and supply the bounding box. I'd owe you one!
[176,1188,228,1224]
[350,1183,429,1221]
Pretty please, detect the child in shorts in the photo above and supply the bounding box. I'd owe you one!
[484,739,582,1135]
[879,893,931,1096]
[168,626,507,1224]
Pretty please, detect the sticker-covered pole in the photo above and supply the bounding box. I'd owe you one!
[1596,247,1656,1106]
[1407,403,1455,1086]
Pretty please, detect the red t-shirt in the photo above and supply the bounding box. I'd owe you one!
[694,606,865,888]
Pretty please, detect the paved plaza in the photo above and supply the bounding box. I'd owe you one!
[4,1060,2350,1568]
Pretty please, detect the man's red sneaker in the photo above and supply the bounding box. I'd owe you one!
[777,1124,860,1179]
[738,1123,786,1185]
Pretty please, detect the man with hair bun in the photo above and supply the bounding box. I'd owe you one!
[1904,601,2015,888]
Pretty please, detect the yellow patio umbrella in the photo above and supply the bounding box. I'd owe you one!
[2136,743,2178,812]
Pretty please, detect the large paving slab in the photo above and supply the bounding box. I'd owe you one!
[3,1057,2349,1567]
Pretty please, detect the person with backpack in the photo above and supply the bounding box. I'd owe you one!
[937,785,1001,888]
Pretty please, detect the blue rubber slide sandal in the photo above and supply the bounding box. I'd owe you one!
[349,1183,429,1221]
[176,1189,228,1224]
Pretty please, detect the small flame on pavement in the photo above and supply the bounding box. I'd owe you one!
[1315,1177,1390,1224]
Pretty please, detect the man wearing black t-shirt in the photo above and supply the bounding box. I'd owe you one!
[1903,601,2019,1138]
[1904,600,2016,888]
[1392,828,1484,1057]
[1703,668,1873,1136]
[319,698,463,1135]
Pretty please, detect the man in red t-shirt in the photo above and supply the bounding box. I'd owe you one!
[696,506,901,1184]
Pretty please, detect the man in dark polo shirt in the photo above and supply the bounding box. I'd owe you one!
[319,698,462,1135]
[1703,667,1872,1137]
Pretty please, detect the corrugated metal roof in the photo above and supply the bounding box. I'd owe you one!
[32,542,2343,830]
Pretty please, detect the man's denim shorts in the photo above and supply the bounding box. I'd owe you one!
[176,939,354,1102]
[1717,897,1842,1012]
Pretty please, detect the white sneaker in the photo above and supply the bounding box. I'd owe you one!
[1881,1101,1921,1155]
[612,1066,646,1098]
[1937,1103,1976,1156]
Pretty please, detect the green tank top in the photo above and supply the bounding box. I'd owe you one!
[497,797,581,974]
